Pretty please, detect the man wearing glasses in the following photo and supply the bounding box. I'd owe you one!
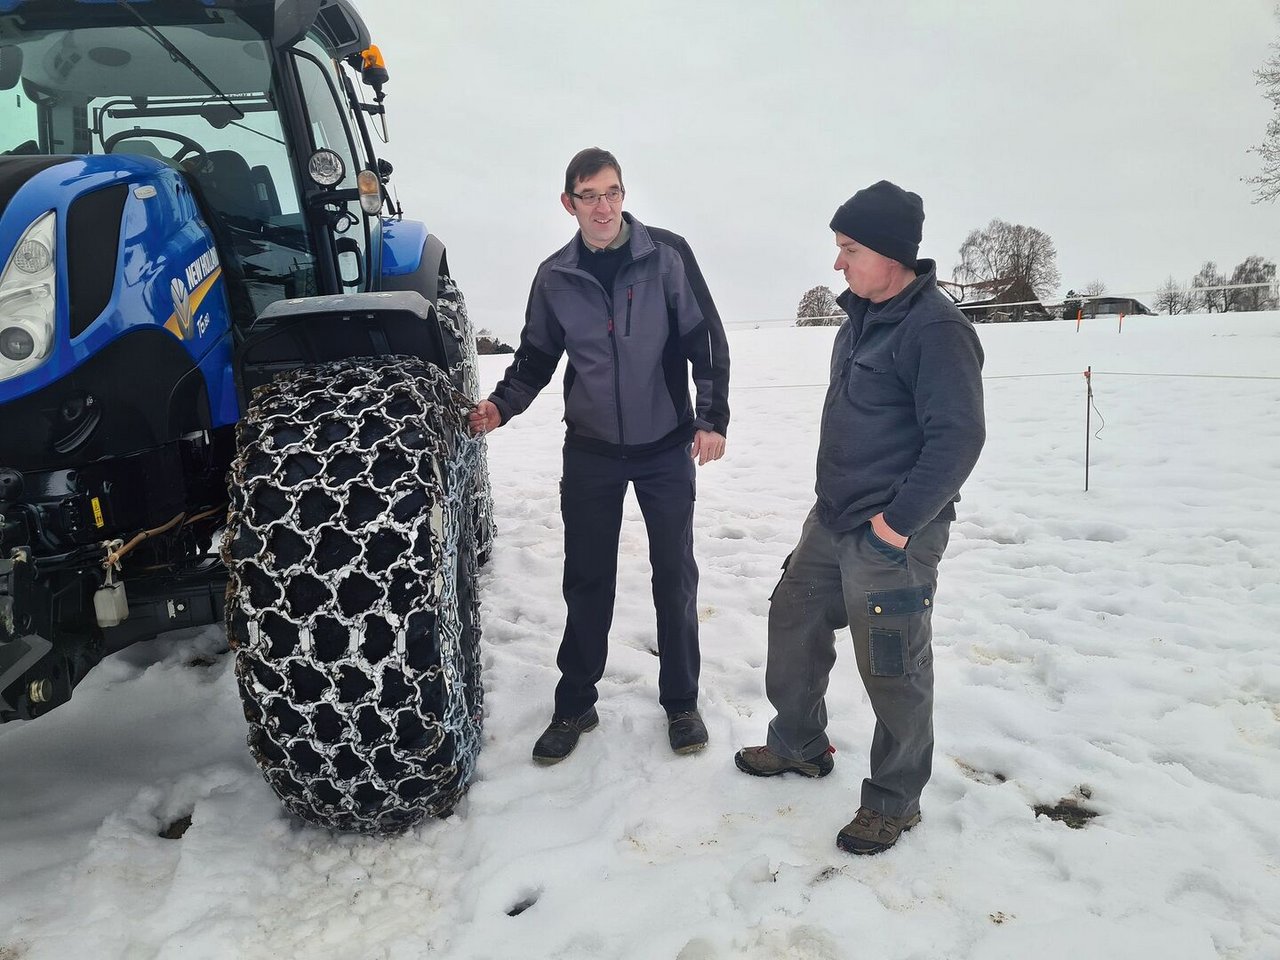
[469,147,730,764]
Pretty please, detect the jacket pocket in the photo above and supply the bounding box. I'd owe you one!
[845,354,908,408]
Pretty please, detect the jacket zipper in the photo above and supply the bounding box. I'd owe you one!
[607,315,625,448]
[625,286,633,336]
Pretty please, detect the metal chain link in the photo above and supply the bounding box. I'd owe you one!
[436,276,496,561]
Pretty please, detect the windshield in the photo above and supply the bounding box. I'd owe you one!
[0,6,319,313]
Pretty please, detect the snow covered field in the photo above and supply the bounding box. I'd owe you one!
[2,312,1279,960]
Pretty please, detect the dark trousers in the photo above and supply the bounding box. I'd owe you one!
[555,443,699,718]
[765,505,951,819]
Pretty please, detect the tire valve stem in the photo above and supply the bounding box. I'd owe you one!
[28,679,52,704]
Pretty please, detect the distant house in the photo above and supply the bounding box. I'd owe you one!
[1081,296,1154,318]
[937,277,1051,323]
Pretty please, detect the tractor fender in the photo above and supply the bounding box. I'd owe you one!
[380,219,447,306]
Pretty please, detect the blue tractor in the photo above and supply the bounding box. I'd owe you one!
[0,0,493,833]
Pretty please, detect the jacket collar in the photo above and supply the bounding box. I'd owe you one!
[837,259,938,324]
[552,212,656,272]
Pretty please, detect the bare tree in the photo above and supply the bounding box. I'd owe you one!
[1247,14,1280,202]
[1079,280,1107,298]
[795,285,841,327]
[1154,276,1190,315]
[954,219,1061,299]
[1225,255,1279,312]
[1191,261,1227,313]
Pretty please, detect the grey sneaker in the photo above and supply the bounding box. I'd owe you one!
[836,807,921,855]
[531,707,599,765]
[734,744,834,778]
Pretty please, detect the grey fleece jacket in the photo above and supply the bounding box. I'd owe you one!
[489,214,730,457]
[816,259,985,536]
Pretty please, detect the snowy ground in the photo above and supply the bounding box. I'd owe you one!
[2,312,1279,960]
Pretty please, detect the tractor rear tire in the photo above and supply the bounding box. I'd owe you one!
[223,356,484,834]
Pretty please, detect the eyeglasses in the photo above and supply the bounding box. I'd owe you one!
[570,187,624,205]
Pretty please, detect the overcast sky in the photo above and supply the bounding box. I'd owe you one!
[360,0,1278,340]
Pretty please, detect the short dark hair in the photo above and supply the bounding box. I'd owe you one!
[564,147,623,195]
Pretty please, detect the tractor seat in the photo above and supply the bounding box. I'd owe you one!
[183,149,270,226]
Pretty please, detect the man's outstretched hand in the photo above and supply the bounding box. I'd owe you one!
[468,399,502,435]
[691,430,726,466]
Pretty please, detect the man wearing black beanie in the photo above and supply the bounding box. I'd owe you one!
[735,179,986,856]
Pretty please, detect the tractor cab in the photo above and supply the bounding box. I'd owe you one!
[0,0,392,321]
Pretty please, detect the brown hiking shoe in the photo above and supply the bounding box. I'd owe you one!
[836,807,921,855]
[734,744,834,778]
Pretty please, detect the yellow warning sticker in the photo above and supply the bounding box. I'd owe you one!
[91,497,104,528]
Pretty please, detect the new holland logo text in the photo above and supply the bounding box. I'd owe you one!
[167,247,221,341]
[185,248,219,292]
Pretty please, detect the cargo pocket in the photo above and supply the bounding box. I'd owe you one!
[865,584,933,677]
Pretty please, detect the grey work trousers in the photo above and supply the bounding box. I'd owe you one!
[765,505,951,819]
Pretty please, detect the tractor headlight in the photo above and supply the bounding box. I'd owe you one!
[0,211,57,383]
[308,149,345,187]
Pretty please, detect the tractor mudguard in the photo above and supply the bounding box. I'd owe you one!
[380,219,447,304]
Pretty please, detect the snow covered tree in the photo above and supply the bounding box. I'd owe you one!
[795,285,841,326]
[1079,280,1107,298]
[1191,261,1227,313]
[1154,276,1191,315]
[953,219,1061,300]
[1247,17,1280,202]
[1225,255,1278,312]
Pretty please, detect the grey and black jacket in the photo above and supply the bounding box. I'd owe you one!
[817,259,985,537]
[489,214,730,457]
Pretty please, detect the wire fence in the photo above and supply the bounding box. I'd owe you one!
[725,280,1280,329]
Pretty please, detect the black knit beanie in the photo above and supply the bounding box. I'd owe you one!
[829,180,924,267]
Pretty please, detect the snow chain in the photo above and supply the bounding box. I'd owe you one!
[437,276,495,561]
[224,356,485,833]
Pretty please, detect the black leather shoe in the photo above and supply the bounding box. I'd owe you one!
[531,707,599,765]
[667,709,708,754]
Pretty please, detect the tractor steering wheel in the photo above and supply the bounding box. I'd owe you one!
[103,128,209,163]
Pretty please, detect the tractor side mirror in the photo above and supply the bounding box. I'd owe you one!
[0,45,22,91]
[335,236,364,288]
